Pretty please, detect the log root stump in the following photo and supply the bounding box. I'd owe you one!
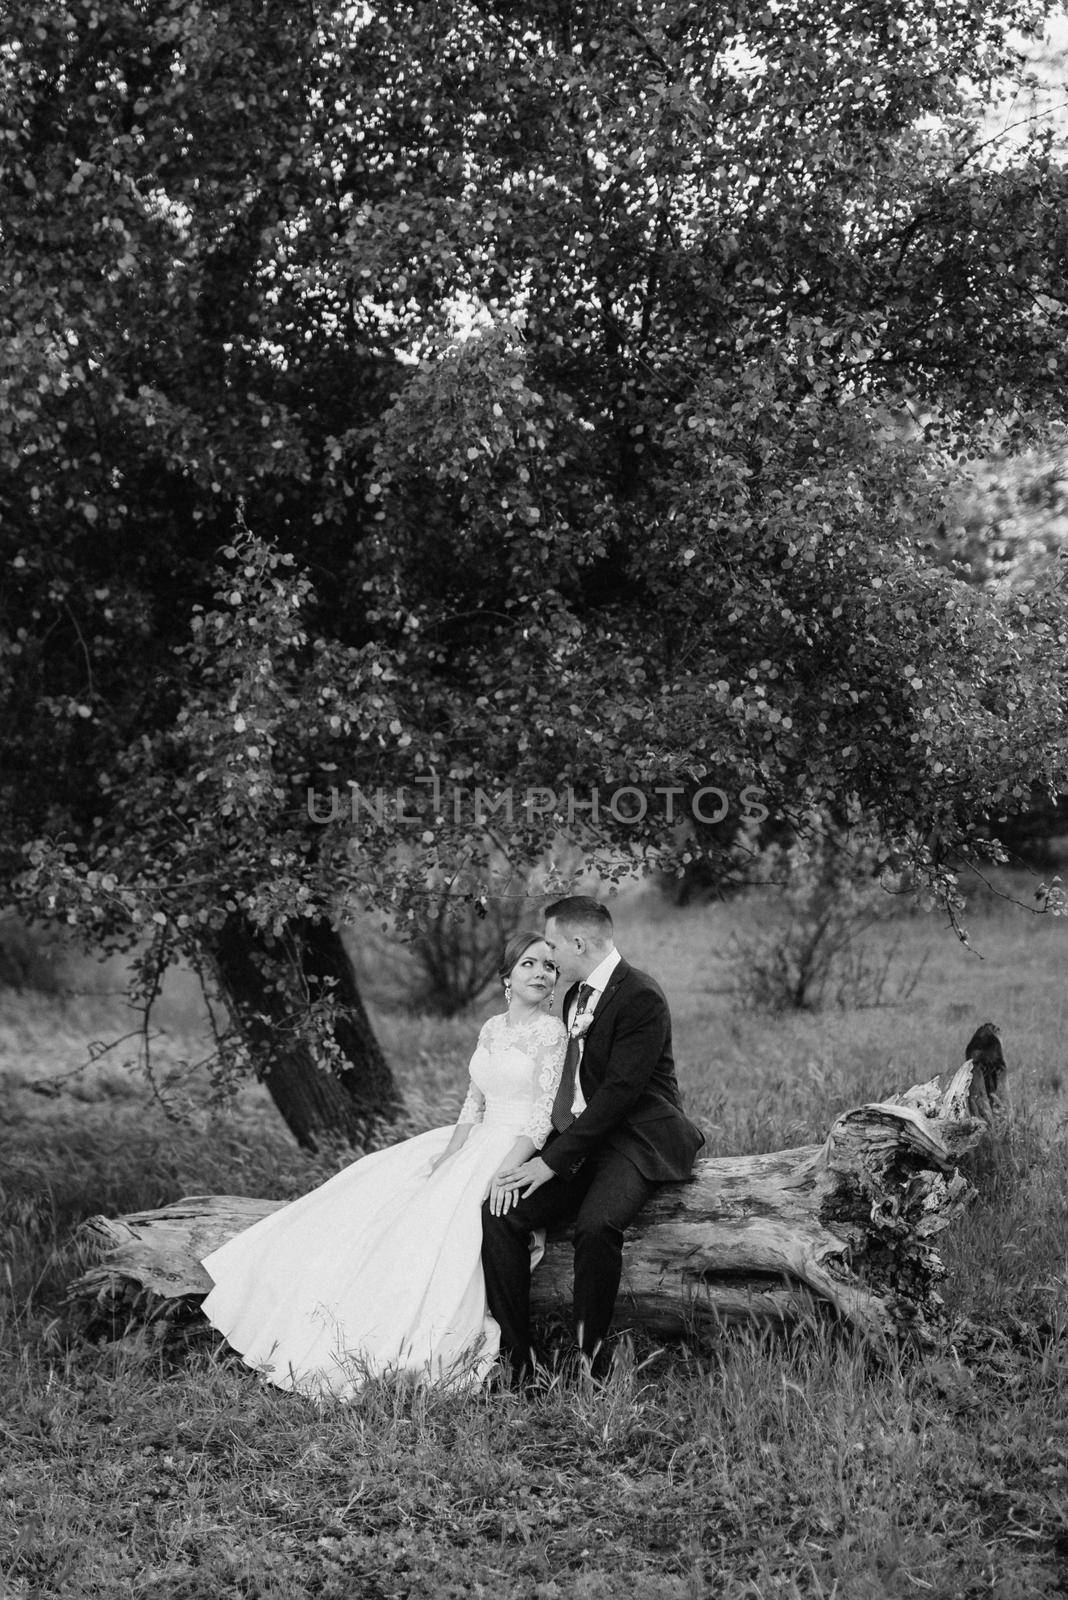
[66,1026,1009,1350]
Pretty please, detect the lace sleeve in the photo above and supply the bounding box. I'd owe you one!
[522,1016,567,1146]
[456,1021,490,1126]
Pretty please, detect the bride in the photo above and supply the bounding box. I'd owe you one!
[200,930,566,1397]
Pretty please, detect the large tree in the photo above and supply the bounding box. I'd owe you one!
[3,0,1067,1144]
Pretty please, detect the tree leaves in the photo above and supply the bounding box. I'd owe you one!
[3,0,1068,964]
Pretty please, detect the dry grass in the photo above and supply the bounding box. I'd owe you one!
[2,879,1067,1597]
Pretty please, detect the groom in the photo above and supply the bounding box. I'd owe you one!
[481,895,704,1381]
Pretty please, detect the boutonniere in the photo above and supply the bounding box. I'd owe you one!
[569,1008,596,1041]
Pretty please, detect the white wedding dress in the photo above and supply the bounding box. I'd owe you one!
[200,1011,566,1398]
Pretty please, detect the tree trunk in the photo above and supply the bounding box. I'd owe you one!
[66,1031,1010,1349]
[206,914,403,1152]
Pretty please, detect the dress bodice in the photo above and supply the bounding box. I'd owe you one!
[457,1012,567,1144]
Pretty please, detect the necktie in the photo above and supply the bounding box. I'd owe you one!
[551,982,594,1132]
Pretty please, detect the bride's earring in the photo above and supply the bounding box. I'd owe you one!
[503,978,512,1001]
[548,985,556,1007]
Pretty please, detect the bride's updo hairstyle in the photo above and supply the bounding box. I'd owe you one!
[498,928,550,985]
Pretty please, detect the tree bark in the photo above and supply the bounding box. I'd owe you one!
[66,1032,1009,1349]
[205,914,403,1152]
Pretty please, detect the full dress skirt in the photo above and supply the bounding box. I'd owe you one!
[200,1013,566,1398]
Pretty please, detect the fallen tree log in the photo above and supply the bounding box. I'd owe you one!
[66,1024,1009,1350]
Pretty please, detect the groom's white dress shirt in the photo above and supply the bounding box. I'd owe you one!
[567,946,621,1117]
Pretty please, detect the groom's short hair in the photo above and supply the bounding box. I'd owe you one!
[543,896,614,945]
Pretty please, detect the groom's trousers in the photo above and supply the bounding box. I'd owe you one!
[480,1145,657,1372]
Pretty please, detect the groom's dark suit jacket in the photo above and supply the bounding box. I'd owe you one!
[540,960,704,1183]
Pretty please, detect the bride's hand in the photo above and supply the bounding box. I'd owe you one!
[428,1152,451,1176]
[486,1171,520,1216]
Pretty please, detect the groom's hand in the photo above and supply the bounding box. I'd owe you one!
[496,1155,554,1200]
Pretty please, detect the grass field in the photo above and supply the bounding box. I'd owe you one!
[2,878,1067,1598]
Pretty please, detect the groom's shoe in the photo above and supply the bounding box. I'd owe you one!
[576,1331,631,1387]
[488,1354,539,1398]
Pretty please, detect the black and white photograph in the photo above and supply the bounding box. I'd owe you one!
[2,2,1067,1595]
